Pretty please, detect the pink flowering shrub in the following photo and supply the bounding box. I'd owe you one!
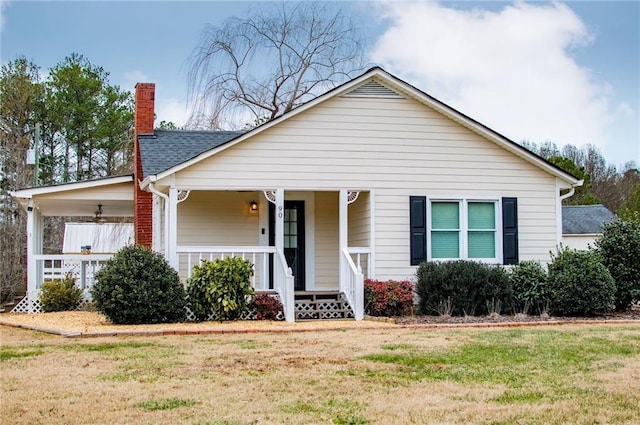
[364,279,415,317]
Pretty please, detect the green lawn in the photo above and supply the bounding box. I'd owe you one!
[1,324,639,424]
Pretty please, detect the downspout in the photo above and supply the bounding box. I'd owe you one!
[147,180,170,259]
[559,179,583,202]
[557,179,584,248]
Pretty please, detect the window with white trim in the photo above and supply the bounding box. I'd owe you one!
[429,200,499,261]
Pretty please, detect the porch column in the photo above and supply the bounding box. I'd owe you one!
[369,190,376,279]
[168,184,178,269]
[26,201,43,313]
[274,189,284,251]
[339,189,348,281]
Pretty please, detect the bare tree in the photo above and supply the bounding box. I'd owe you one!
[0,58,42,304]
[188,1,365,129]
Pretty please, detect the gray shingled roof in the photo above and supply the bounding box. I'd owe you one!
[562,205,615,235]
[138,130,244,177]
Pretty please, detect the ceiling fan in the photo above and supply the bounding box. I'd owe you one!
[93,204,106,223]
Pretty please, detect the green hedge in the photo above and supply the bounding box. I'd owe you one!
[186,257,255,321]
[547,247,615,316]
[416,260,513,316]
[91,245,186,324]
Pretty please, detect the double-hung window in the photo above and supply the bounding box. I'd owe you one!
[429,200,499,261]
[409,196,517,265]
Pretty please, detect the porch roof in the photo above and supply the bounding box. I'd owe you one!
[138,130,244,177]
[10,175,134,217]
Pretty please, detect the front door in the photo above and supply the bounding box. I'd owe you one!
[270,201,306,290]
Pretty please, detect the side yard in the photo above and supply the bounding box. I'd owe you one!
[2,324,639,425]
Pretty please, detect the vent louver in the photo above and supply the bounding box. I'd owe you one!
[343,80,404,98]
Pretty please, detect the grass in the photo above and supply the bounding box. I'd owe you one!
[1,324,639,424]
[135,397,198,411]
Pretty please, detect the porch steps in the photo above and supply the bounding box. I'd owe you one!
[2,295,25,313]
[294,291,354,320]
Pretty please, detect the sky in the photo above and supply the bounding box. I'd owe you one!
[1,0,638,168]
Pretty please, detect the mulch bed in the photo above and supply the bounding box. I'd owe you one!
[395,309,640,325]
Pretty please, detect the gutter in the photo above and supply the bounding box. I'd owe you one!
[560,179,584,202]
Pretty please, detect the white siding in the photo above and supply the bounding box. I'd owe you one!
[177,191,260,246]
[562,234,599,251]
[172,95,559,281]
[315,192,339,289]
[348,191,370,247]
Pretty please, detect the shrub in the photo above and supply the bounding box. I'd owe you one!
[364,279,414,317]
[595,217,640,310]
[186,257,255,321]
[249,292,283,320]
[39,274,83,312]
[416,260,513,316]
[91,245,186,324]
[510,261,549,314]
[547,247,615,316]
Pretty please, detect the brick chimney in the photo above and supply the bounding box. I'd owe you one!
[134,83,155,248]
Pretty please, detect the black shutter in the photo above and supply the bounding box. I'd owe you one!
[410,196,427,265]
[502,197,518,265]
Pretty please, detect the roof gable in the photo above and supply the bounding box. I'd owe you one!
[142,67,581,188]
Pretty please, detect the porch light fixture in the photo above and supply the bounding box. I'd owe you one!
[249,200,258,212]
[93,204,105,223]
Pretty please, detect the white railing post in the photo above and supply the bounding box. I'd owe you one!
[354,265,364,321]
[285,268,295,322]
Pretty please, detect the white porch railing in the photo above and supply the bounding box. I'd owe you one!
[176,246,295,322]
[341,248,364,320]
[347,247,371,280]
[12,254,113,313]
[35,254,112,294]
[275,249,295,322]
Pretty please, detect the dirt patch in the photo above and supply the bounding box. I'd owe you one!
[0,311,395,337]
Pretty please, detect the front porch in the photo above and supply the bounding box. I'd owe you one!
[11,181,374,322]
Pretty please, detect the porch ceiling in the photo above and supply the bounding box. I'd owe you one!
[11,176,134,217]
[33,198,133,217]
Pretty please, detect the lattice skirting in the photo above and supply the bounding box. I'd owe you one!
[294,297,354,320]
[13,293,285,321]
[11,294,93,314]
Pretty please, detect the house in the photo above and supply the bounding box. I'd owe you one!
[562,205,614,250]
[10,67,582,320]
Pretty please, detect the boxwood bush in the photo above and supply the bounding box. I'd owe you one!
[509,261,549,314]
[595,217,640,310]
[547,247,615,316]
[416,260,513,316]
[186,257,254,321]
[91,245,186,324]
[39,274,83,312]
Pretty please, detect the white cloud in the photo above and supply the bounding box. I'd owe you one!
[371,0,614,151]
[156,96,189,127]
[122,70,150,91]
